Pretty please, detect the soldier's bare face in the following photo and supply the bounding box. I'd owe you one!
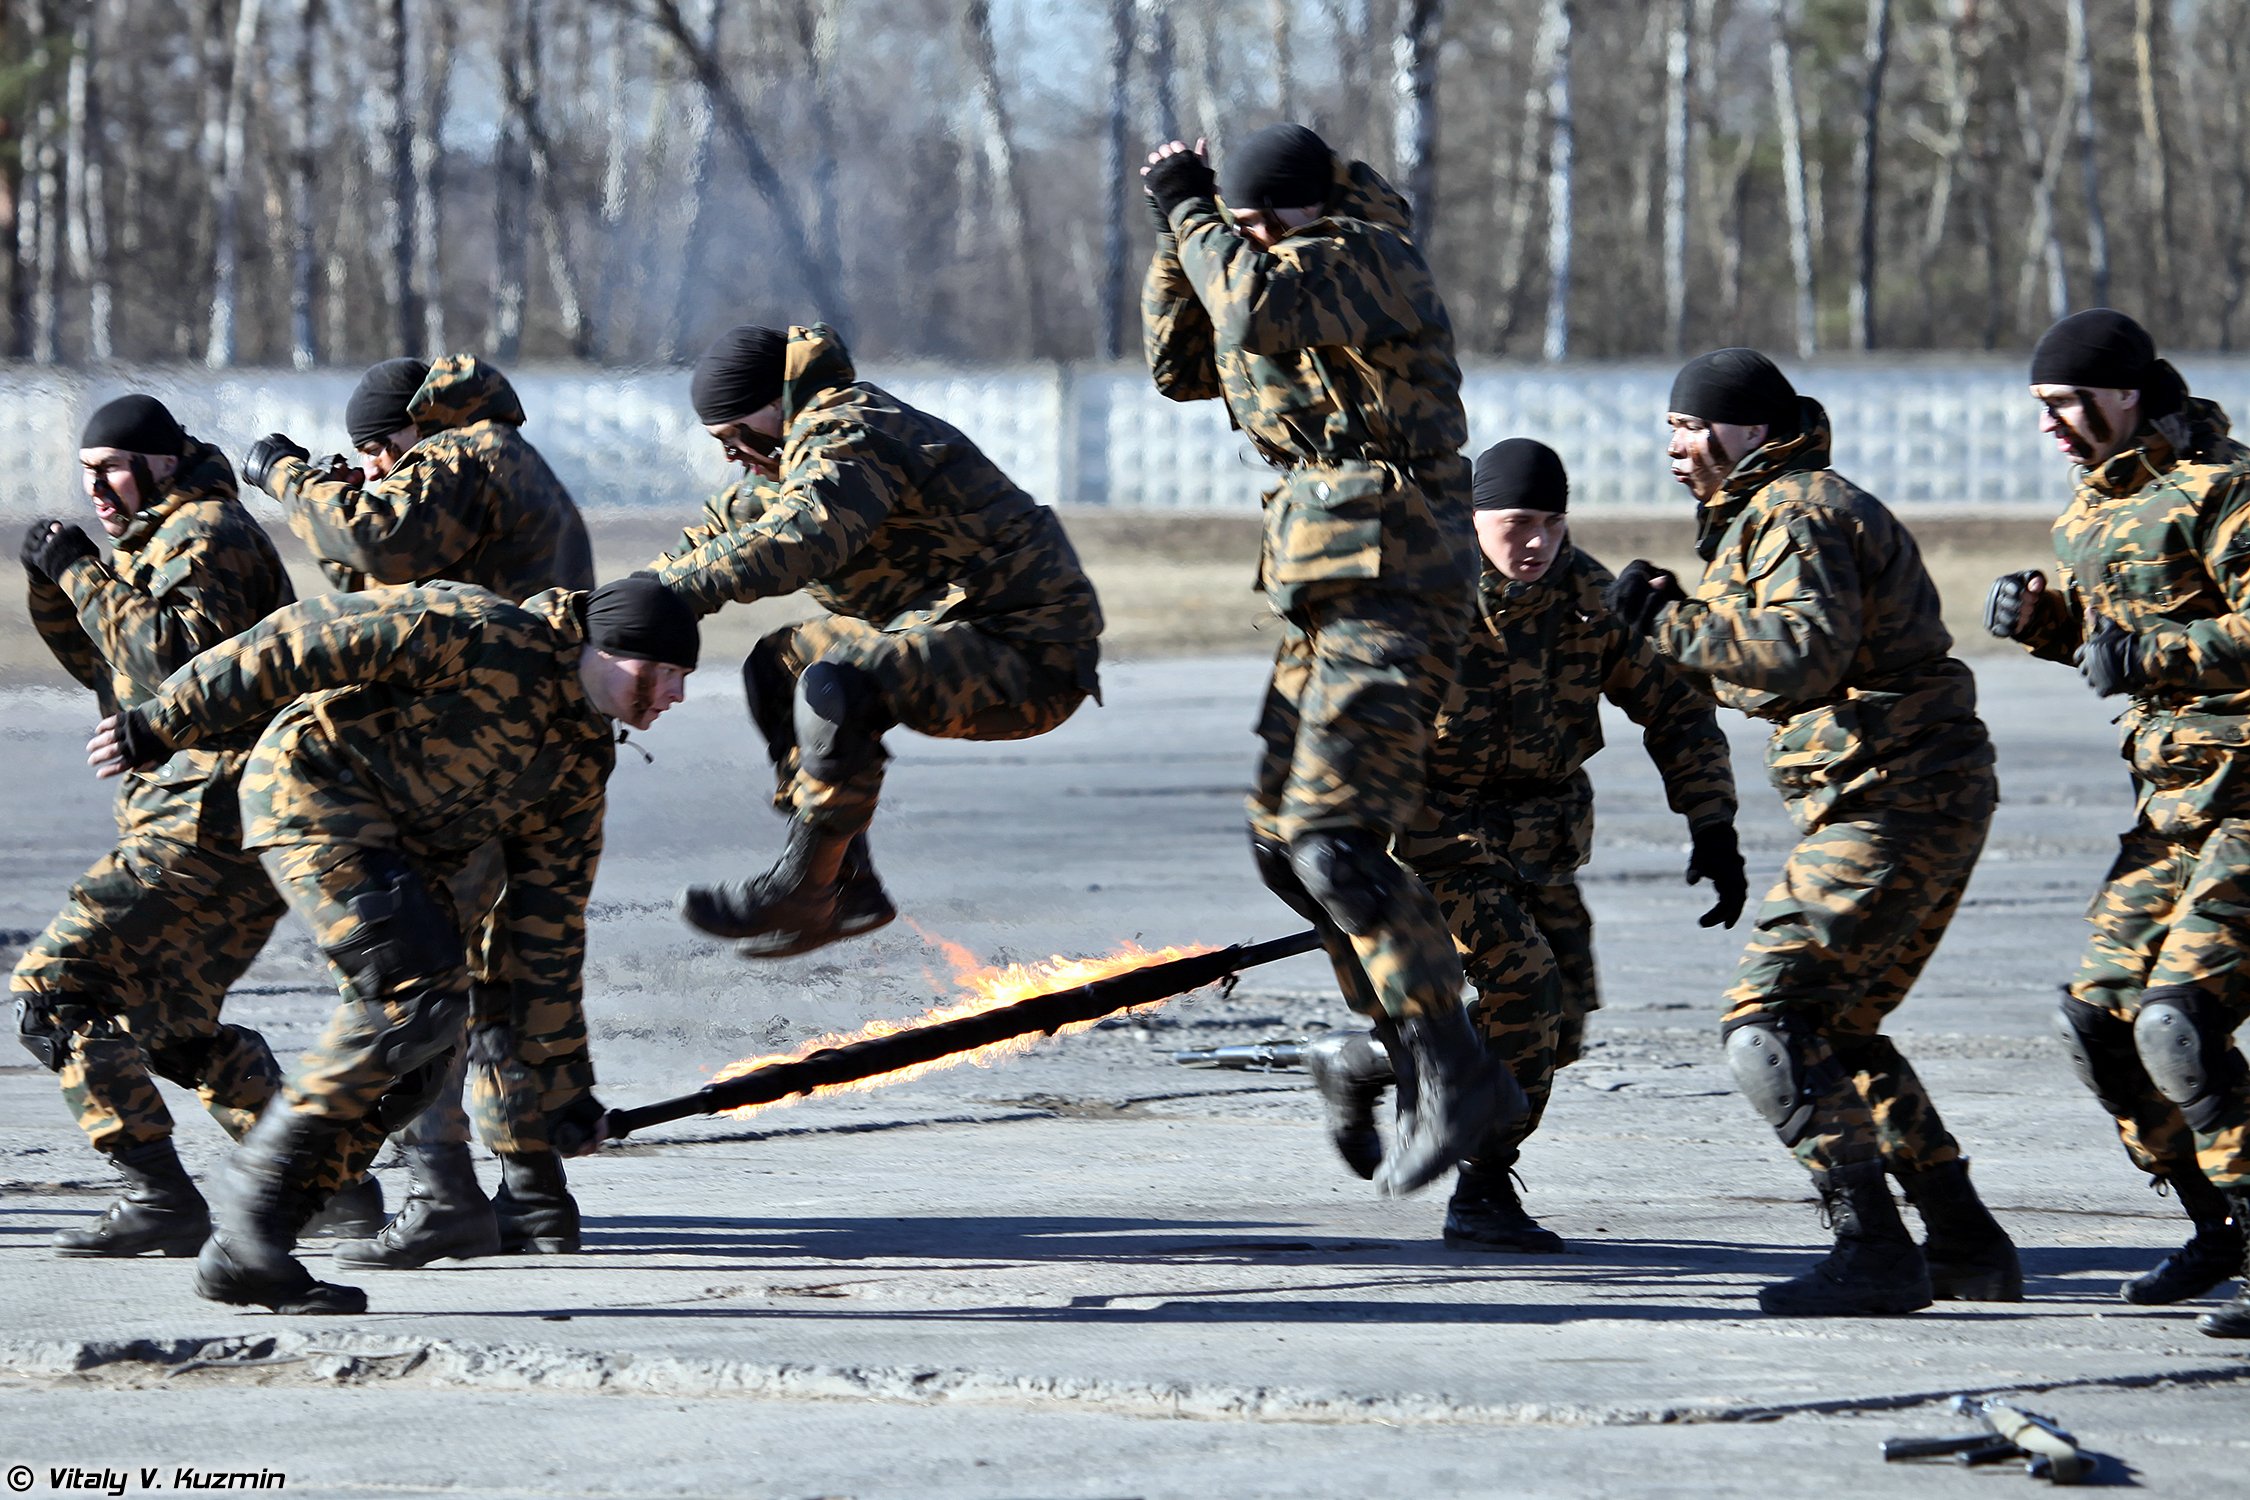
[78,447,175,536]
[2032,383,2135,467]
[1665,414,1766,501]
[707,406,784,478]
[582,651,689,731]
[1228,205,1318,249]
[355,425,418,481]
[1474,508,1568,582]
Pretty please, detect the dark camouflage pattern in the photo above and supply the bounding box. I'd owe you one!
[652,325,1103,674]
[261,354,594,598]
[1143,155,1474,615]
[138,584,617,1164]
[1523,881,1597,1069]
[1649,402,1996,829]
[13,442,294,1157]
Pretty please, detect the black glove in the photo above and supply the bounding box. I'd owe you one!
[1605,559,1686,636]
[1144,150,1217,219]
[2076,619,2141,698]
[1983,569,2043,640]
[242,432,310,492]
[548,1091,610,1158]
[112,706,169,774]
[1685,822,1748,929]
[20,518,99,581]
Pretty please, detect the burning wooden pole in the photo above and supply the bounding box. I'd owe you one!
[601,929,1321,1140]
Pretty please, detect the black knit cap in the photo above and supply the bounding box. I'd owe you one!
[1472,438,1568,514]
[1669,348,1800,436]
[691,324,788,425]
[2031,309,2187,422]
[80,394,185,457]
[1221,124,1335,214]
[346,358,430,447]
[586,575,699,671]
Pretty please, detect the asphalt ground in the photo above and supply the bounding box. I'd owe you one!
[0,651,2243,1498]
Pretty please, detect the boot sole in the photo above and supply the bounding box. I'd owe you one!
[192,1265,368,1315]
[332,1239,503,1270]
[1930,1272,2025,1302]
[1757,1288,1933,1317]
[733,906,894,960]
[53,1230,209,1259]
[2196,1311,2250,1337]
[2120,1273,2241,1305]
[1442,1230,1570,1254]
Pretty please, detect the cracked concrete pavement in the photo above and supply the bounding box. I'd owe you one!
[0,652,2244,1498]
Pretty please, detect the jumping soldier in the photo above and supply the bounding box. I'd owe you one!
[1608,349,2019,1316]
[238,355,597,1272]
[11,395,294,1259]
[88,575,697,1313]
[1139,121,1518,1196]
[651,321,1103,956]
[1987,309,2250,1338]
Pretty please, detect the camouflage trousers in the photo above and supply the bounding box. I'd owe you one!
[1721,802,1992,1177]
[1250,585,1468,1024]
[2067,819,2250,1186]
[1411,848,1562,1167]
[746,616,1094,834]
[9,834,284,1155]
[1523,879,1598,1070]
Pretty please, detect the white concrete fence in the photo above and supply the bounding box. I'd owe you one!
[9,355,2250,522]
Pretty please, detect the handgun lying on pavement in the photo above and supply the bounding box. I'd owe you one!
[1881,1394,2087,1484]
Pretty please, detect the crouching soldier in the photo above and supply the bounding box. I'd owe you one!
[652,321,1103,957]
[12,395,294,1258]
[1989,309,2250,1338]
[1609,349,2019,1316]
[87,576,698,1312]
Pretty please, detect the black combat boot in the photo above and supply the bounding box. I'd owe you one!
[334,1145,501,1269]
[1758,1161,1934,1317]
[1444,1159,1567,1253]
[1302,1029,1393,1179]
[52,1138,210,1258]
[2195,1188,2250,1338]
[1897,1158,2023,1302]
[192,1105,367,1314]
[493,1151,581,1254]
[679,816,879,958]
[302,1172,385,1239]
[1372,1004,1526,1199]
[835,833,898,940]
[2122,1170,2244,1305]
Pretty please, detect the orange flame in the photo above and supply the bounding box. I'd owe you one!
[706,933,1216,1119]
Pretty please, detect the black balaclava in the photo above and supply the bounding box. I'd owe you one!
[2030,308,2187,432]
[1668,349,1801,441]
[347,358,431,448]
[691,324,789,425]
[80,394,185,458]
[1220,124,1335,214]
[1471,438,1568,513]
[586,575,700,671]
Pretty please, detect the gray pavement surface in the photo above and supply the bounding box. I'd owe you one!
[0,653,2244,1498]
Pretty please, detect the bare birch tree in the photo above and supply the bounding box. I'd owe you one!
[1100,0,1137,360]
[285,0,321,368]
[1269,0,1294,120]
[1392,0,1446,243]
[206,0,266,367]
[501,0,592,357]
[1662,0,1691,353]
[65,0,113,361]
[1138,0,1180,142]
[2064,0,2108,310]
[2132,0,2176,326]
[1542,0,1574,363]
[21,0,62,363]
[412,2,457,356]
[1849,0,1891,350]
[660,0,722,362]
[370,0,418,354]
[962,0,1046,354]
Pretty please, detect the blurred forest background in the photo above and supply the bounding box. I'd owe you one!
[0,0,2237,372]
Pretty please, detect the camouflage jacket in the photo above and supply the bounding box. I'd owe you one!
[2014,397,2250,835]
[1418,548,1736,884]
[29,439,295,849]
[1649,401,1995,828]
[1141,156,1475,615]
[139,584,616,1069]
[262,355,594,599]
[651,324,1103,687]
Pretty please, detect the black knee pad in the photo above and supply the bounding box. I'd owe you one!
[2056,993,2145,1118]
[12,994,111,1072]
[320,854,468,1006]
[743,637,800,761]
[145,1030,224,1089]
[2135,985,2250,1133]
[1287,829,1403,938]
[1251,830,1330,929]
[373,1047,457,1132]
[794,660,891,784]
[1721,1012,1837,1148]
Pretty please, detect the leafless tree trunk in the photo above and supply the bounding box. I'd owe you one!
[1138,0,1179,141]
[22,0,62,364]
[1392,0,1446,243]
[206,0,265,367]
[1269,0,1294,119]
[323,25,356,361]
[2064,0,2109,310]
[491,10,529,362]
[1849,0,1891,350]
[2012,61,2070,325]
[1322,0,1380,160]
[501,0,591,358]
[65,1,112,361]
[2217,10,2250,348]
[1542,0,1574,363]
[1766,2,1815,355]
[370,0,418,353]
[1912,0,1980,344]
[962,0,1047,354]
[1661,0,1690,353]
[413,3,456,356]
[1182,3,1224,138]
[1099,0,1137,361]
[285,0,321,368]
[661,0,722,362]
[1489,0,1567,350]
[2131,0,2176,326]
[588,11,634,360]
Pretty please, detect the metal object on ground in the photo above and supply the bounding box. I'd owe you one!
[1173,1040,1308,1072]
[603,929,1321,1141]
[1881,1394,2088,1484]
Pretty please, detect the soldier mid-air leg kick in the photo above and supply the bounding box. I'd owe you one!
[1987,310,2250,1338]
[11,396,293,1259]
[1139,122,1518,1196]
[652,322,1103,957]
[1607,350,2019,1315]
[88,577,697,1312]
[239,354,597,1270]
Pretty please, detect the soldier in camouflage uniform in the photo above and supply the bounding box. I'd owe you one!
[1303,440,1745,1248]
[1139,122,1516,1197]
[11,396,293,1259]
[89,575,697,1312]
[651,321,1102,957]
[1987,309,2250,1338]
[1608,349,2019,1316]
[239,355,597,1270]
